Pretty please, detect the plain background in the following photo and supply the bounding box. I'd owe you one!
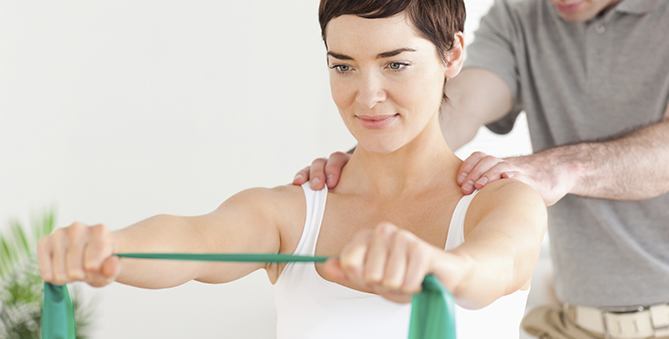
[0,1,550,338]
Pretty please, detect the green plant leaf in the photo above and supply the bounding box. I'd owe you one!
[0,236,17,279]
[11,219,32,259]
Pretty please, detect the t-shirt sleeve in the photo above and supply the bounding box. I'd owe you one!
[464,0,523,135]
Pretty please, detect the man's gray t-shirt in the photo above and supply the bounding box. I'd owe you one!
[464,0,669,308]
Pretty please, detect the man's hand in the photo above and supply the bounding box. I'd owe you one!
[292,151,351,189]
[457,151,579,206]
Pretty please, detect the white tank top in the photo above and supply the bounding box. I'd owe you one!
[273,184,529,339]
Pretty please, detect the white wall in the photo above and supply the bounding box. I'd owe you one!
[0,1,543,338]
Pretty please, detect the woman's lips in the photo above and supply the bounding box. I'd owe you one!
[356,113,400,129]
[555,1,583,14]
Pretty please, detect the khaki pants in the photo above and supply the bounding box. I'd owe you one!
[521,305,669,339]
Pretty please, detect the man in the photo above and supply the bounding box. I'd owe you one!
[294,0,669,338]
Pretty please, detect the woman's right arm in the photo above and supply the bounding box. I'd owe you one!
[37,187,283,289]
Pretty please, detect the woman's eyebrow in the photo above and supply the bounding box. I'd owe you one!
[326,48,417,61]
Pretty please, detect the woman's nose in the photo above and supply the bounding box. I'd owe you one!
[355,73,387,109]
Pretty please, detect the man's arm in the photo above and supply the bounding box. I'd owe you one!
[565,114,669,200]
[459,107,669,203]
[440,68,514,150]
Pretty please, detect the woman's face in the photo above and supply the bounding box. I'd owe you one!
[325,13,461,154]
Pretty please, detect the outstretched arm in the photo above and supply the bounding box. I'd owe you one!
[38,187,283,289]
[441,179,547,309]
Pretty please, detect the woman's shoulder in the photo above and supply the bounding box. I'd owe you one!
[229,184,305,216]
[228,184,307,247]
[464,179,546,231]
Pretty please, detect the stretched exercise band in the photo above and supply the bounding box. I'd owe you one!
[41,253,456,339]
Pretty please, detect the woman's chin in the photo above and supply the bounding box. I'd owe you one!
[357,140,404,154]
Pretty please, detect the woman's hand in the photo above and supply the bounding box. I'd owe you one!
[320,222,472,304]
[37,222,120,287]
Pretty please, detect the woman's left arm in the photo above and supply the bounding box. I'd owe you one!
[320,179,546,308]
[441,179,547,309]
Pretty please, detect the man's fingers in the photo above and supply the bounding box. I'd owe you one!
[474,162,515,189]
[324,152,350,188]
[308,158,327,190]
[457,152,488,185]
[293,167,310,185]
[462,156,503,193]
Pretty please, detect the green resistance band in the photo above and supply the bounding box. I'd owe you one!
[41,253,456,339]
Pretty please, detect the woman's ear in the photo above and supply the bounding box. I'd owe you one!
[444,32,465,79]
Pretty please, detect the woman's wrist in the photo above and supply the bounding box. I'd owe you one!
[429,247,475,296]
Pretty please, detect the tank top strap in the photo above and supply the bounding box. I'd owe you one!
[292,183,328,256]
[445,190,480,251]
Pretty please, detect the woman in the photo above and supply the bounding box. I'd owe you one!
[37,0,547,338]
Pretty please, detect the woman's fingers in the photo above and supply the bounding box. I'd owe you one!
[38,222,117,287]
[402,241,432,294]
[339,229,372,286]
[65,223,87,281]
[37,237,53,282]
[335,223,439,303]
[381,229,409,291]
[83,224,112,272]
[364,223,394,286]
[50,229,68,285]
[320,258,347,282]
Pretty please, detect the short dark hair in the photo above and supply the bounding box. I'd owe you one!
[318,0,466,63]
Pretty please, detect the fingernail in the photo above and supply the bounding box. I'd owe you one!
[457,173,467,184]
[475,177,488,187]
[311,177,321,186]
[294,174,303,181]
[463,180,473,192]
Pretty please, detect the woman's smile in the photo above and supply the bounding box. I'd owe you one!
[355,113,400,129]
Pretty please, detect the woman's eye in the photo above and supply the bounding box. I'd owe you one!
[331,64,352,73]
[387,62,409,71]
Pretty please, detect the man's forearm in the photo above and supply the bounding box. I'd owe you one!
[551,118,669,200]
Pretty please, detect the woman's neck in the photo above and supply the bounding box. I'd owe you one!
[336,115,461,199]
